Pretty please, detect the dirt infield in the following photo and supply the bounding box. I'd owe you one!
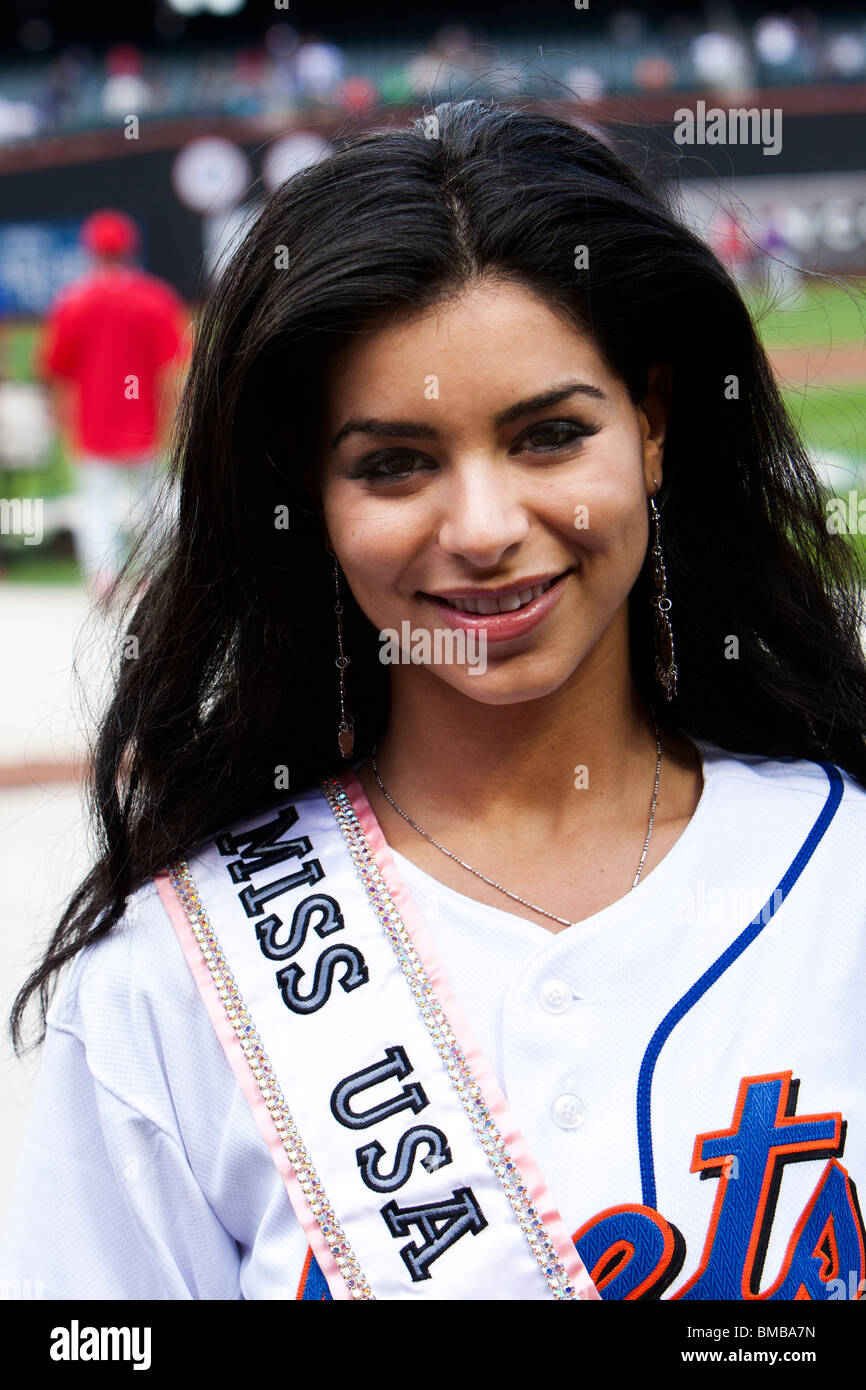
[0,759,86,788]
[769,344,866,386]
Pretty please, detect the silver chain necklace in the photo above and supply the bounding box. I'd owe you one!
[370,713,663,929]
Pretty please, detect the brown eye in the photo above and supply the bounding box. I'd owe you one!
[517,420,597,453]
[347,451,437,483]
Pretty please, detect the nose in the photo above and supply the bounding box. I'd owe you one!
[436,457,531,568]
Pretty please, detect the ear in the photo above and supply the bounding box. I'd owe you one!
[638,360,671,495]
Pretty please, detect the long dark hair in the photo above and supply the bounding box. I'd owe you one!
[10,98,866,1053]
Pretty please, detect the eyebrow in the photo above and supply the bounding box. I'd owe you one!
[329,381,607,450]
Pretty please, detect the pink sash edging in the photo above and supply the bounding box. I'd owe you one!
[154,868,351,1300]
[339,767,601,1301]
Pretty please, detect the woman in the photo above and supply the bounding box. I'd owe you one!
[4,99,866,1302]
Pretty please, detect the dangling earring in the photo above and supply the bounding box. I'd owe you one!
[330,549,355,759]
[648,488,678,702]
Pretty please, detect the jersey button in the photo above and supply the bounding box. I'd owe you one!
[538,978,572,1013]
[552,1094,586,1129]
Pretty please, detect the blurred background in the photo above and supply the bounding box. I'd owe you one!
[2,0,866,1239]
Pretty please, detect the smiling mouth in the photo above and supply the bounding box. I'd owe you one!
[427,574,563,616]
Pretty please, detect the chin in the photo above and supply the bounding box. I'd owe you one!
[439,664,578,707]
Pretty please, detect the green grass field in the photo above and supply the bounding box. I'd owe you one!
[745,279,866,486]
[747,277,866,350]
[2,279,866,581]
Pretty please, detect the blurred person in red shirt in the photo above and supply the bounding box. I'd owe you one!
[36,209,191,597]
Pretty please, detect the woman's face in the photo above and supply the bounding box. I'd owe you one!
[317,276,668,707]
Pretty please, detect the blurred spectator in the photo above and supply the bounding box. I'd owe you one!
[40,51,87,133]
[102,44,154,119]
[633,55,677,91]
[708,212,756,281]
[752,207,803,298]
[754,17,799,67]
[34,210,190,598]
[295,35,345,105]
[753,14,814,83]
[265,22,299,60]
[335,77,378,115]
[225,47,267,116]
[565,65,606,103]
[691,29,754,93]
[0,97,38,144]
[4,16,866,138]
[379,63,420,105]
[263,23,301,113]
[608,10,647,43]
[407,24,489,100]
[193,51,232,118]
[823,32,866,81]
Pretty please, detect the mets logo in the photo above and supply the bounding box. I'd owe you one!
[297,1071,866,1300]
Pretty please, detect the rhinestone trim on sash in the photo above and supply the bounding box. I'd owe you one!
[320,776,581,1300]
[167,860,375,1301]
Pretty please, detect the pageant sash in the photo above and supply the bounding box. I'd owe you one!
[155,769,599,1302]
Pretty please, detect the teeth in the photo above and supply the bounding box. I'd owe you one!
[438,578,555,614]
[498,592,523,612]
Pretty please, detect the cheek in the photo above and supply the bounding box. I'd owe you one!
[324,489,428,617]
[554,450,648,557]
[346,517,425,573]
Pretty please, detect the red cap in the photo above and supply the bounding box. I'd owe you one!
[80,210,140,257]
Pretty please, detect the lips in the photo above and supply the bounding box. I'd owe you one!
[436,578,555,615]
[421,570,571,643]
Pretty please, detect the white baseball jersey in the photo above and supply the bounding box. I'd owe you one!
[2,738,864,1300]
